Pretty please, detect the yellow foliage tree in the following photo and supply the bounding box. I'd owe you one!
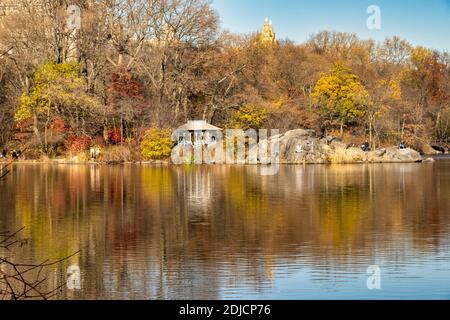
[140,128,173,160]
[227,104,268,130]
[311,63,370,136]
[15,62,101,154]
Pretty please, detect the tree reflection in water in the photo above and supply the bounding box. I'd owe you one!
[0,162,449,299]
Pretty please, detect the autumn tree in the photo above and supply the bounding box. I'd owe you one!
[311,64,369,137]
[399,47,450,148]
[107,67,144,143]
[227,104,268,130]
[15,62,101,155]
[135,0,220,126]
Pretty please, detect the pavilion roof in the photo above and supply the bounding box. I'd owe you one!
[176,120,222,131]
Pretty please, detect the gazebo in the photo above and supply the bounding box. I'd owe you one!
[175,120,222,147]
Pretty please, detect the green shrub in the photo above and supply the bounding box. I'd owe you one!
[140,128,173,160]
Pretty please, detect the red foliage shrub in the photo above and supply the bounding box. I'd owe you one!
[51,117,67,134]
[107,67,145,115]
[14,120,34,143]
[66,135,92,152]
[107,128,123,145]
[15,119,33,132]
[108,68,143,101]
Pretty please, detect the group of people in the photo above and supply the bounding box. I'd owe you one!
[0,149,21,161]
[89,147,101,161]
[359,142,407,152]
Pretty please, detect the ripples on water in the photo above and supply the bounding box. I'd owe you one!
[0,161,449,300]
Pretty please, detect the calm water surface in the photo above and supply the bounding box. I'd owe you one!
[0,161,449,300]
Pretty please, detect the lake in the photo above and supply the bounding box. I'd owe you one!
[0,160,449,300]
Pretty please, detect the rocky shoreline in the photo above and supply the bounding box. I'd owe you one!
[0,129,436,165]
[259,129,427,164]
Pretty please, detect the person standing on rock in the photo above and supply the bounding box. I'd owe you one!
[361,142,370,152]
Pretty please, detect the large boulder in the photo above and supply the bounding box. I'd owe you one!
[282,129,316,139]
[278,130,328,164]
[381,147,422,162]
[374,148,387,157]
[255,129,423,164]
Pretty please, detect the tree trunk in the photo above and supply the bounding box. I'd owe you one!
[120,115,124,146]
[401,118,405,141]
[33,112,44,153]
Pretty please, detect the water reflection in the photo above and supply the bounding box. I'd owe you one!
[0,162,449,299]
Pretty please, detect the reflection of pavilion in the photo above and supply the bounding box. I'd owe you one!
[177,169,214,210]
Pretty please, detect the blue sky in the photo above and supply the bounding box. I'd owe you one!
[212,0,450,51]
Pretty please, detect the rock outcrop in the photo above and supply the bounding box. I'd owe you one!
[258,129,423,164]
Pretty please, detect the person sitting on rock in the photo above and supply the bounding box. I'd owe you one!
[399,142,406,150]
[361,142,370,152]
[12,150,19,161]
[0,149,6,160]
